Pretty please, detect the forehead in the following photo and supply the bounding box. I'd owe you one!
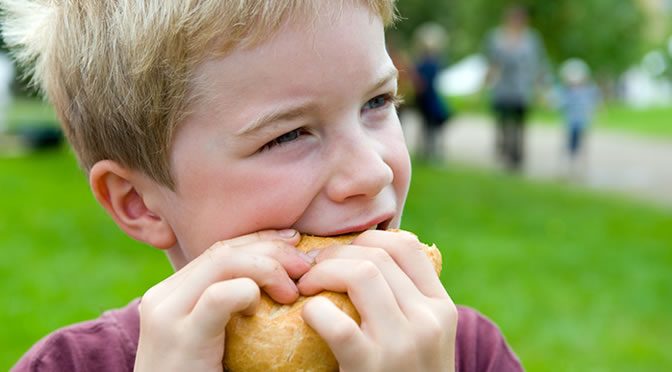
[189,3,391,115]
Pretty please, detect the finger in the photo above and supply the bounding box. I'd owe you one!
[161,242,306,315]
[189,278,260,339]
[302,296,370,370]
[206,237,310,280]
[298,258,405,340]
[146,229,304,301]
[315,244,426,309]
[205,229,307,279]
[354,230,448,299]
[223,229,300,249]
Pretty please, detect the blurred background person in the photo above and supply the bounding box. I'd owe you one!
[557,58,601,178]
[413,22,452,162]
[483,4,549,171]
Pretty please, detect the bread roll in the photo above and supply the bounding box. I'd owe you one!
[223,230,442,372]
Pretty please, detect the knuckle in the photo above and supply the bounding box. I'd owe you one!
[352,260,381,281]
[206,241,234,261]
[202,280,258,311]
[397,230,421,246]
[139,301,170,331]
[416,315,443,344]
[200,285,226,309]
[210,240,232,252]
[269,239,292,253]
[138,286,176,333]
[434,300,459,328]
[249,255,285,283]
[387,337,418,358]
[329,320,360,345]
[407,303,453,348]
[238,276,258,290]
[368,247,394,264]
[357,229,382,242]
[140,285,161,306]
[259,254,283,273]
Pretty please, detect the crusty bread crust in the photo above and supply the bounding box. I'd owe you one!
[223,231,442,372]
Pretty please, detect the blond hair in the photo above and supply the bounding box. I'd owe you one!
[1,0,396,188]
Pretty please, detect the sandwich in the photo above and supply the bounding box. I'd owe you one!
[223,230,442,372]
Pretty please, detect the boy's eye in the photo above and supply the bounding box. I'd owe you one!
[260,128,305,152]
[362,93,402,112]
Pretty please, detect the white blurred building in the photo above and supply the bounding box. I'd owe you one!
[621,50,672,108]
[0,52,15,132]
[437,54,487,97]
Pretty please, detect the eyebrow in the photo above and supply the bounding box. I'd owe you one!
[368,67,399,96]
[236,103,315,137]
[236,66,399,137]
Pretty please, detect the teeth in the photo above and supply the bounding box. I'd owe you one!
[367,225,378,231]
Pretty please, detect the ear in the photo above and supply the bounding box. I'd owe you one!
[89,160,177,249]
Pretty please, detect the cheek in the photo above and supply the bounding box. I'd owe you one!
[392,146,411,204]
[183,163,319,244]
[382,127,411,226]
[384,125,412,198]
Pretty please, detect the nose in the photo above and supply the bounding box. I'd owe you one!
[324,134,394,202]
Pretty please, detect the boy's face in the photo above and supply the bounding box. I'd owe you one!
[154,3,410,264]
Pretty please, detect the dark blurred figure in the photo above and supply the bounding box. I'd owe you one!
[413,22,451,162]
[557,58,601,178]
[484,5,549,171]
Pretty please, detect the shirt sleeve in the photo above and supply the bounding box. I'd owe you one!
[11,314,136,372]
[455,306,523,372]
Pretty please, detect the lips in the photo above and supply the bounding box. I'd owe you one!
[322,214,394,236]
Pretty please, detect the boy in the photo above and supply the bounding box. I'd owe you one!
[3,1,522,371]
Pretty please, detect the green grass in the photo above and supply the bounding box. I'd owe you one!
[529,104,672,138]
[405,165,672,371]
[4,97,59,128]
[0,148,172,369]
[594,105,672,137]
[449,94,672,138]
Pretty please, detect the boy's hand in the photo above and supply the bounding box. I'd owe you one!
[298,230,457,372]
[134,229,310,372]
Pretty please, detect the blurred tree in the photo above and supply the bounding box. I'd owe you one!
[393,0,646,85]
[1,1,648,96]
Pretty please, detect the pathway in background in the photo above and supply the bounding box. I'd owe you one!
[400,111,672,208]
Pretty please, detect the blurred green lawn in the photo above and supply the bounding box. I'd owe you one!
[450,94,672,138]
[1,101,671,370]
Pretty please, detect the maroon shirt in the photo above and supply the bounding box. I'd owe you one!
[12,300,522,371]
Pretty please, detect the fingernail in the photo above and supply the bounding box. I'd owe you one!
[306,249,321,259]
[298,252,315,265]
[278,229,297,238]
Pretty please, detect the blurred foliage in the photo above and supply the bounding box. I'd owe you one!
[392,0,647,81]
[0,0,656,96]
